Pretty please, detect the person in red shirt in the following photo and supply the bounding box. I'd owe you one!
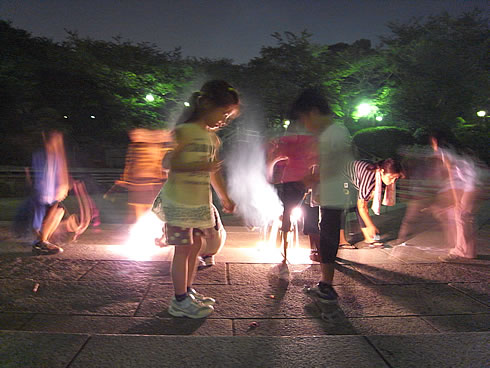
[267,122,318,276]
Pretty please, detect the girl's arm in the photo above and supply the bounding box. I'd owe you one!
[357,198,379,240]
[211,170,235,213]
[210,138,235,213]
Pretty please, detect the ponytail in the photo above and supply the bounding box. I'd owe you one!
[176,80,239,125]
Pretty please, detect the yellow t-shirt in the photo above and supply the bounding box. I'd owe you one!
[152,123,218,228]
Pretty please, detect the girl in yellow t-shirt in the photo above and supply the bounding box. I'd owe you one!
[153,80,238,318]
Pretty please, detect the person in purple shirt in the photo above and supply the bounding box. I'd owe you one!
[31,130,69,255]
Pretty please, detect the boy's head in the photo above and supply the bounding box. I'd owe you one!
[289,88,332,132]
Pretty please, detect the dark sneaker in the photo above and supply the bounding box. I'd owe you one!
[309,250,321,262]
[32,241,63,255]
[304,283,338,304]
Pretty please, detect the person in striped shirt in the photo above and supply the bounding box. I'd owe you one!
[344,159,402,245]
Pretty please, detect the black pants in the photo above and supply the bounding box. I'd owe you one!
[275,182,306,233]
[319,207,342,264]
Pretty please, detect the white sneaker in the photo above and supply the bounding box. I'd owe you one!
[188,287,216,305]
[168,294,214,318]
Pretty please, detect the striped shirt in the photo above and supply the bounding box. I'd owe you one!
[345,160,377,201]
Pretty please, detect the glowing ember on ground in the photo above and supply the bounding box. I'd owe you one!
[254,206,309,263]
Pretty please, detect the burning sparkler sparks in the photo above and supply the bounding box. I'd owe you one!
[110,211,172,260]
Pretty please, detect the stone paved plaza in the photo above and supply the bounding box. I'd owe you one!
[0,204,489,367]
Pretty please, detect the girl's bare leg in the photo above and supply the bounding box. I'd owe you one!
[172,245,191,295]
[186,234,203,288]
[360,227,371,242]
[282,231,289,262]
[339,229,348,245]
[40,205,65,242]
[309,233,320,251]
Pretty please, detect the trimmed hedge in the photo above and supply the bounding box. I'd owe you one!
[352,126,415,160]
[452,124,489,165]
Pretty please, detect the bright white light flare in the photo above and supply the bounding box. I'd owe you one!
[117,211,171,260]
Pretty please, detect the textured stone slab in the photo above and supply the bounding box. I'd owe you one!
[0,331,88,368]
[347,316,438,335]
[336,284,488,317]
[368,332,490,368]
[384,244,443,263]
[228,263,369,287]
[79,260,171,282]
[70,335,388,368]
[234,318,357,336]
[336,248,403,264]
[138,284,321,319]
[0,257,59,278]
[449,282,490,306]
[352,263,490,285]
[0,257,96,281]
[0,279,148,315]
[192,263,227,284]
[23,315,232,336]
[423,314,490,332]
[79,261,227,284]
[0,312,34,330]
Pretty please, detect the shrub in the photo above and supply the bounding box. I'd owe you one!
[452,124,490,165]
[352,126,415,160]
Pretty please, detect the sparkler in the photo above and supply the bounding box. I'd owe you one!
[110,211,172,260]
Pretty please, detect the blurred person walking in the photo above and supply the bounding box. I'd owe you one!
[117,128,172,223]
[427,131,483,261]
[31,130,69,255]
[291,88,353,303]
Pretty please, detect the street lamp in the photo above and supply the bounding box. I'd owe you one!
[355,102,378,120]
[145,94,155,102]
[283,120,290,129]
[476,110,486,117]
[184,102,190,107]
[375,116,383,122]
[357,103,375,117]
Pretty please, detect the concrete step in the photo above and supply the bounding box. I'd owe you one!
[1,330,488,368]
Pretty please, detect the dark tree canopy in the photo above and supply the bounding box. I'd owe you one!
[0,9,488,166]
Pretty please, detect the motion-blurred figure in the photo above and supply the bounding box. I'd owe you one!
[117,128,172,223]
[396,130,484,261]
[428,132,482,261]
[31,130,69,255]
[267,122,318,272]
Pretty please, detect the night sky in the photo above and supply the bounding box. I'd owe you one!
[1,0,487,64]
